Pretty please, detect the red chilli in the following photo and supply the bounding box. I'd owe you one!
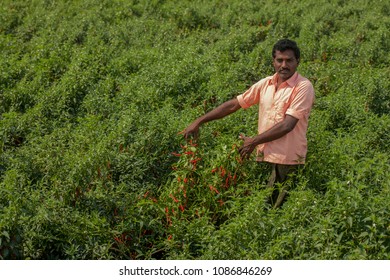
[209,185,220,194]
[169,194,179,203]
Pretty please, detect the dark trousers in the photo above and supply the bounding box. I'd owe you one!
[266,163,300,208]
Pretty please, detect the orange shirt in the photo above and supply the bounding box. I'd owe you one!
[237,72,315,165]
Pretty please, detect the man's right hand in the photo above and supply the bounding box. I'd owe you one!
[179,122,200,140]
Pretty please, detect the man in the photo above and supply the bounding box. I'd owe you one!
[180,39,315,208]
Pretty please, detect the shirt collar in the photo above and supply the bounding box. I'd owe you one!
[270,72,299,87]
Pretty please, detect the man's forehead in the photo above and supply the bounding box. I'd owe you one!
[273,49,296,58]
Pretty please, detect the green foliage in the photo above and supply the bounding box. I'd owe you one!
[0,0,389,259]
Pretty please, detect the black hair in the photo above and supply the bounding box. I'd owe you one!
[272,39,301,60]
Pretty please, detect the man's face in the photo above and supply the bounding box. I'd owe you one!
[273,49,299,82]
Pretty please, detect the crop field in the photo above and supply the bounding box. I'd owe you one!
[0,0,389,259]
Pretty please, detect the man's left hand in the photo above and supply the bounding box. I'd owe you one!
[238,135,256,160]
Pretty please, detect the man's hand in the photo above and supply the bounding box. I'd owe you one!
[238,134,257,160]
[178,122,200,140]
[238,115,299,159]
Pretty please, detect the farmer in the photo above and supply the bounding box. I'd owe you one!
[180,38,315,208]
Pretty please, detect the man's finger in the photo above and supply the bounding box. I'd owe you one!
[178,129,190,139]
[238,146,246,158]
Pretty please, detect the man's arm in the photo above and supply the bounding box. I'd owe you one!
[238,114,298,159]
[180,98,241,139]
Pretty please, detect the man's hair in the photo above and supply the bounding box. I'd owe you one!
[272,39,300,60]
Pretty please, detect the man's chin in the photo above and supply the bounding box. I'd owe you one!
[279,72,292,81]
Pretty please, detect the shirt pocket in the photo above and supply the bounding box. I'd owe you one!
[274,99,290,122]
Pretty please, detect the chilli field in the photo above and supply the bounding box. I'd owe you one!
[0,0,389,260]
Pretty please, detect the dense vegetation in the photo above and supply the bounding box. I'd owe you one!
[0,0,389,260]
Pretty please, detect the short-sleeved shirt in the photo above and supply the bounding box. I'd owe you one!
[237,72,315,165]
